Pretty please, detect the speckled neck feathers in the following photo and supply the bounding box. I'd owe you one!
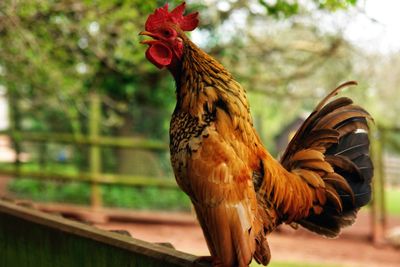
[174,39,251,125]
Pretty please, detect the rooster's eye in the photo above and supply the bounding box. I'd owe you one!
[162,29,173,38]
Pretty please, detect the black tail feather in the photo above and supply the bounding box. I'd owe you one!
[326,132,373,210]
[281,82,373,237]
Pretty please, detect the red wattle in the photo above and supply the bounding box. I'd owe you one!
[145,42,172,69]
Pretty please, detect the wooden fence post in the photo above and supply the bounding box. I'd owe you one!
[8,90,21,176]
[370,127,385,245]
[379,128,387,231]
[89,91,102,210]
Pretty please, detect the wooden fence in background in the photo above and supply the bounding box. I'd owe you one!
[0,92,175,210]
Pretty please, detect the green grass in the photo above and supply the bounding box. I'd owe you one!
[386,187,400,215]
[0,162,79,175]
[3,161,191,211]
[8,178,90,204]
[8,178,192,211]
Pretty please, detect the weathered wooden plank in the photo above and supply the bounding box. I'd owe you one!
[0,200,209,267]
[34,202,196,225]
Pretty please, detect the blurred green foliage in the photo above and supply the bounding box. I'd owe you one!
[0,0,181,137]
[9,177,191,211]
[258,0,358,18]
[9,179,90,204]
[386,187,400,215]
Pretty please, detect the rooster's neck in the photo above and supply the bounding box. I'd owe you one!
[171,38,259,152]
[173,39,247,119]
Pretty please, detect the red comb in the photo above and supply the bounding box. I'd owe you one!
[145,2,199,32]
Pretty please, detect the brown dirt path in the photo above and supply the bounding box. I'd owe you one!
[96,212,400,267]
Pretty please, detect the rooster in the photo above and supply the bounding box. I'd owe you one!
[140,2,373,267]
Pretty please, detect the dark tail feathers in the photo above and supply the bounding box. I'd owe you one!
[281,81,373,237]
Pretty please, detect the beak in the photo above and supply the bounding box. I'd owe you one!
[139,31,160,45]
[140,39,159,45]
[139,31,159,38]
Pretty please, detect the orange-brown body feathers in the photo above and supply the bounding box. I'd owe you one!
[141,3,373,267]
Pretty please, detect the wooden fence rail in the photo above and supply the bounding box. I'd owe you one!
[0,200,208,267]
[0,130,167,151]
[0,168,177,188]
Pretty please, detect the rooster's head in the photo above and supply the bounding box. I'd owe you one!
[139,2,199,69]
